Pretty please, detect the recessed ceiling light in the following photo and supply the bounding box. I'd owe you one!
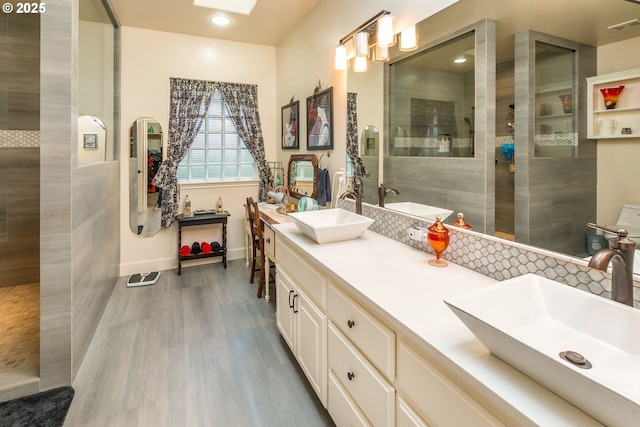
[211,15,231,26]
[454,57,467,64]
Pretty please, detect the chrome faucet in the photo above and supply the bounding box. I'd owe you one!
[378,182,399,208]
[587,223,636,306]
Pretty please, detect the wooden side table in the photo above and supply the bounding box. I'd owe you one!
[176,211,229,275]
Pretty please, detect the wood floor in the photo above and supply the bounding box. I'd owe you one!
[64,260,335,427]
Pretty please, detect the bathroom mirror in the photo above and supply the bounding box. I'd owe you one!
[129,117,163,237]
[361,125,380,204]
[288,154,318,200]
[346,0,640,265]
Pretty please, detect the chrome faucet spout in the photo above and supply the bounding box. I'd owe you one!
[587,223,636,306]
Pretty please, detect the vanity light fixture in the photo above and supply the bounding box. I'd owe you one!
[374,44,390,62]
[211,14,231,26]
[376,14,395,46]
[399,25,418,51]
[354,56,367,73]
[355,31,369,57]
[335,44,348,70]
[334,10,394,71]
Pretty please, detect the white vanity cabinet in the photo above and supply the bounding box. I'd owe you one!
[275,239,327,406]
[397,397,429,427]
[326,283,396,425]
[397,340,504,427]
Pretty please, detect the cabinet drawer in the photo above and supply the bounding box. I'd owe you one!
[328,370,371,427]
[328,322,395,426]
[397,340,504,427]
[328,284,395,380]
[277,240,325,308]
[397,397,429,427]
[263,223,275,259]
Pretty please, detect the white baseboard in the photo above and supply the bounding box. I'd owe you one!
[120,247,247,277]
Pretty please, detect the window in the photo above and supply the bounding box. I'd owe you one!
[177,90,256,182]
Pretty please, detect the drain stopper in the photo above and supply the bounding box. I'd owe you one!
[559,351,592,369]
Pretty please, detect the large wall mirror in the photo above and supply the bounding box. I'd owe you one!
[129,117,163,237]
[288,154,318,199]
[347,0,640,270]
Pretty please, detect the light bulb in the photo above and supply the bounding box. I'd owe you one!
[355,31,369,57]
[335,44,347,70]
[400,25,417,51]
[354,56,367,72]
[376,14,394,46]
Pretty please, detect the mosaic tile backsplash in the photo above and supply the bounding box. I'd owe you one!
[336,199,638,308]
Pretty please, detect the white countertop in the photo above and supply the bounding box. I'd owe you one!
[273,223,604,426]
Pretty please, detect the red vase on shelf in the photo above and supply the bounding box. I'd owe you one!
[427,216,450,267]
[600,86,625,109]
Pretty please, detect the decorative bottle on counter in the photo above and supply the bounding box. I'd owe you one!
[183,195,193,217]
[215,197,224,214]
[427,216,450,267]
[452,212,472,229]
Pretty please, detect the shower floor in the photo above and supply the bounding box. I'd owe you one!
[0,283,39,387]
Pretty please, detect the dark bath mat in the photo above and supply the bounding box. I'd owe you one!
[0,386,74,427]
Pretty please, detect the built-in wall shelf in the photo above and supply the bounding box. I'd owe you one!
[587,68,640,139]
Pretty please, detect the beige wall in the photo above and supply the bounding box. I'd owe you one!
[596,36,640,227]
[119,27,277,275]
[275,0,459,177]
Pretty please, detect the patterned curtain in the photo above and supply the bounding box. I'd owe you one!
[152,78,213,227]
[219,83,271,201]
[346,92,367,187]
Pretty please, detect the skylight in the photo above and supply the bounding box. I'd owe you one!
[193,0,257,15]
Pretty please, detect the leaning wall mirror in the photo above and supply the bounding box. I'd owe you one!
[129,117,163,237]
[288,154,318,200]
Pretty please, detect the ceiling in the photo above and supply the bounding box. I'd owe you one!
[100,0,640,51]
[106,0,322,46]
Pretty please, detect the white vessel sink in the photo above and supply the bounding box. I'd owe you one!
[289,208,374,244]
[385,202,453,221]
[444,273,640,427]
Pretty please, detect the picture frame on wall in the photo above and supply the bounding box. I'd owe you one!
[83,133,97,149]
[281,100,299,150]
[306,87,333,150]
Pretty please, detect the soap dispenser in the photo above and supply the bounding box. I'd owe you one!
[183,195,193,217]
[427,216,450,267]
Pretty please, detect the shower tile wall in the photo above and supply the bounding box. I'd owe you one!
[0,12,40,288]
[0,146,39,287]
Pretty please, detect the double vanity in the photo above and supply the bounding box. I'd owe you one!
[268,208,639,426]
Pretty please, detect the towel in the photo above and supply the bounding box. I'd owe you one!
[317,168,331,206]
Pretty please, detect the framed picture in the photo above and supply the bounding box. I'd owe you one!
[83,133,97,149]
[281,100,299,150]
[306,87,333,150]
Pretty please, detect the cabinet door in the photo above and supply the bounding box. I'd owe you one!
[296,287,327,406]
[275,268,295,351]
[397,340,504,427]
